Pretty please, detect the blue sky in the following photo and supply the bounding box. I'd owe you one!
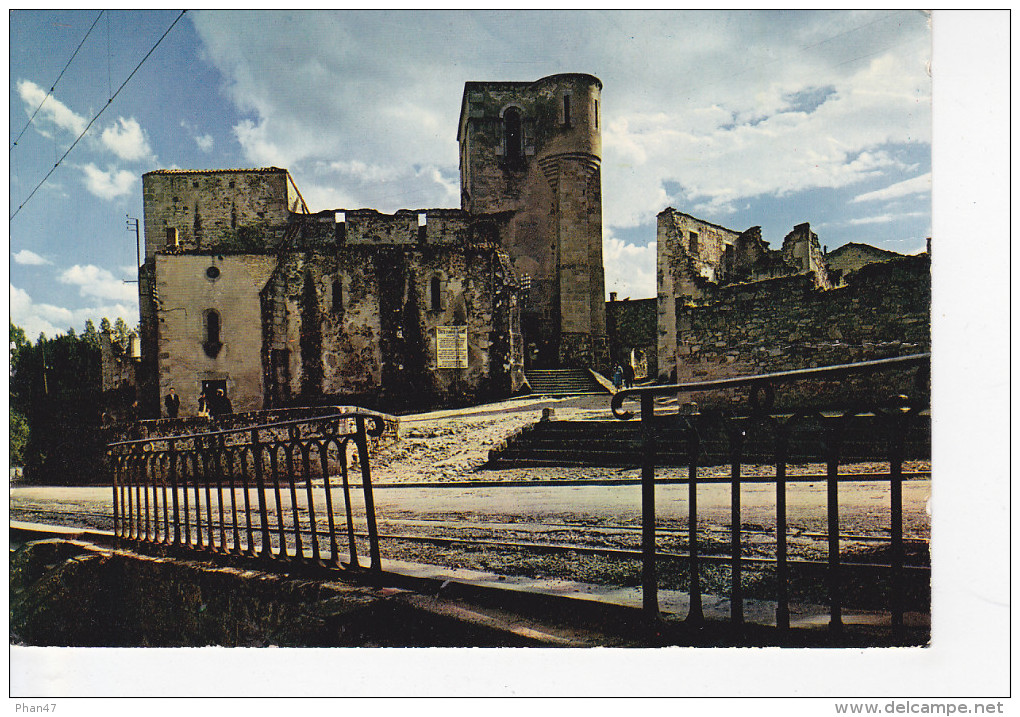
[9,10,933,338]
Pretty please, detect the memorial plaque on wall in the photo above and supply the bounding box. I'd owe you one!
[436,326,468,368]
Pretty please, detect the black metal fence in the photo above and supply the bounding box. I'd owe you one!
[107,410,388,571]
[611,354,931,638]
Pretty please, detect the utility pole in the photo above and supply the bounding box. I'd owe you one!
[39,339,48,396]
[125,215,140,283]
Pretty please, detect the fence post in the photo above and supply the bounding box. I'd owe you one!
[823,415,846,634]
[774,423,790,630]
[251,428,273,558]
[110,453,120,538]
[355,415,382,571]
[169,439,180,545]
[640,391,658,616]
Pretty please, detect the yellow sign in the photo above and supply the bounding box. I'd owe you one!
[436,326,468,368]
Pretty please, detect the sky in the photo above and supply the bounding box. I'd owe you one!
[8,9,934,339]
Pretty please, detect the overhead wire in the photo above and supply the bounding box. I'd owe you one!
[10,10,187,222]
[9,10,104,151]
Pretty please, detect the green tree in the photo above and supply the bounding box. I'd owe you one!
[10,322,28,353]
[100,317,111,333]
[113,317,129,344]
[82,320,100,350]
[10,409,29,467]
[9,321,103,483]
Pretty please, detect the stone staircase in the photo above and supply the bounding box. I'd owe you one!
[486,416,931,469]
[524,369,607,396]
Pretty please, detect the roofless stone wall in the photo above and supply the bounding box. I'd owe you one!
[674,253,930,408]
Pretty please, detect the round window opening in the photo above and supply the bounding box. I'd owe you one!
[206,266,221,280]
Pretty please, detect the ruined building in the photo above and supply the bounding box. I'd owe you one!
[459,74,607,369]
[655,208,930,389]
[134,74,607,417]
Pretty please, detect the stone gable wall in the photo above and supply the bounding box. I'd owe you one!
[142,170,297,259]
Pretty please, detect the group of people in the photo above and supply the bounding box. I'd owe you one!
[611,362,635,390]
[163,386,233,419]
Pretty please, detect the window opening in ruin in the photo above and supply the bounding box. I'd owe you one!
[418,212,427,242]
[430,276,442,312]
[504,107,523,169]
[166,227,179,248]
[203,309,223,358]
[594,99,599,128]
[563,95,571,126]
[332,278,344,315]
[334,212,347,243]
[689,231,699,253]
[206,266,221,280]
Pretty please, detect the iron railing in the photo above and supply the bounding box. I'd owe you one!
[107,409,388,571]
[611,353,930,637]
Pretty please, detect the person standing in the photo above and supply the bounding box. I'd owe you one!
[622,362,635,389]
[164,387,180,418]
[211,388,233,416]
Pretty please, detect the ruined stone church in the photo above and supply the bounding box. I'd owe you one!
[125,71,928,420]
[135,74,607,417]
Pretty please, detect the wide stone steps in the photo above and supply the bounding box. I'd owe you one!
[524,369,606,396]
[486,419,931,468]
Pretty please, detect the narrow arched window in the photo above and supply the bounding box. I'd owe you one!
[203,309,222,358]
[430,276,443,312]
[504,107,523,169]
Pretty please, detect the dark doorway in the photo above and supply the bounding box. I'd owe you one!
[200,379,227,400]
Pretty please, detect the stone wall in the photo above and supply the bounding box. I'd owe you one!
[673,253,930,407]
[142,168,304,259]
[155,254,278,416]
[11,539,555,647]
[825,242,905,283]
[657,208,837,380]
[458,74,606,369]
[606,297,657,379]
[262,241,523,411]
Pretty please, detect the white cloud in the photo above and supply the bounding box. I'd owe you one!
[16,79,87,136]
[12,250,51,266]
[195,134,214,152]
[852,173,931,203]
[10,283,137,339]
[100,117,154,162]
[603,236,656,300]
[79,163,137,200]
[58,264,138,302]
[847,211,928,226]
[188,9,930,241]
[233,119,289,167]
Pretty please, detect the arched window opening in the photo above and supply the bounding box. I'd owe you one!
[504,107,523,169]
[563,95,571,127]
[430,276,443,312]
[203,309,222,358]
